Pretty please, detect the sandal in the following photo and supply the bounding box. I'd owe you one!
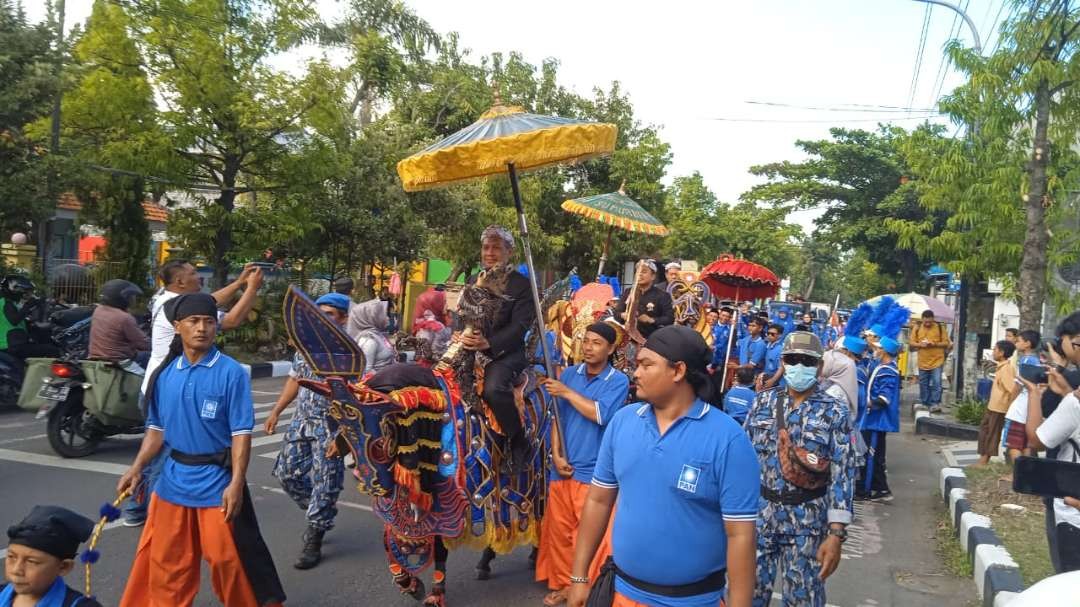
[543,590,567,607]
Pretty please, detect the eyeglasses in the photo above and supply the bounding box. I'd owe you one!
[782,354,819,367]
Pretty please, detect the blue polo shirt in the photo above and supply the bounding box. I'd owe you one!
[592,400,760,606]
[554,363,630,484]
[147,347,255,508]
[723,384,755,425]
[738,335,766,370]
[763,339,783,377]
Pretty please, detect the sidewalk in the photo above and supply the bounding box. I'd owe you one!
[817,416,974,606]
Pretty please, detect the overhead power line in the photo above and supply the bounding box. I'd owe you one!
[928,0,965,107]
[907,4,934,114]
[744,101,940,113]
[701,114,943,124]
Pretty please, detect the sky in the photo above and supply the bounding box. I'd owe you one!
[27,0,1015,232]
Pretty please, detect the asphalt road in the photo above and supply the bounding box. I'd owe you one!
[0,376,975,606]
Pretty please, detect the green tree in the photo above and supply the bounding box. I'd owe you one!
[662,172,799,272]
[742,126,941,291]
[118,0,348,287]
[902,1,1080,328]
[0,0,58,233]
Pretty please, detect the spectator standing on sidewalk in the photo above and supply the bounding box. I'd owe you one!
[909,310,950,413]
[1021,311,1080,573]
[1003,331,1041,460]
[975,340,1017,466]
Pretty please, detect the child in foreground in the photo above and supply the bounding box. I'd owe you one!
[2,505,102,607]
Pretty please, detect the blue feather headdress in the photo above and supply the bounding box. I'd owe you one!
[864,296,895,336]
[878,302,912,341]
[844,302,874,337]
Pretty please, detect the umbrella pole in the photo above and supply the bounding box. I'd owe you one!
[507,163,566,459]
[596,225,613,278]
[719,287,741,390]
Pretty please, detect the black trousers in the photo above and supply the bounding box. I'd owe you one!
[860,430,889,493]
[1054,519,1080,573]
[482,352,528,442]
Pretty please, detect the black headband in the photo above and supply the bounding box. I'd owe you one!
[165,292,218,323]
[586,322,617,345]
[643,325,710,372]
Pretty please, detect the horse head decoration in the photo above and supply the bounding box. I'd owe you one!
[283,275,552,607]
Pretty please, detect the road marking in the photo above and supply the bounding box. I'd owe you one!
[253,390,282,396]
[251,433,284,448]
[0,447,128,475]
[260,486,372,512]
[771,592,839,607]
[0,420,39,429]
[0,433,47,446]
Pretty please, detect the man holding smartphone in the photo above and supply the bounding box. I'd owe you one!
[1020,311,1080,573]
[909,310,951,413]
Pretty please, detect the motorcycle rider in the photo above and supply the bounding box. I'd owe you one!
[89,280,150,369]
[0,275,59,360]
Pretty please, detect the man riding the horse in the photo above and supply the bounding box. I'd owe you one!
[456,225,536,473]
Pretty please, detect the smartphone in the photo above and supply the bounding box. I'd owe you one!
[1019,363,1048,384]
[1013,456,1080,499]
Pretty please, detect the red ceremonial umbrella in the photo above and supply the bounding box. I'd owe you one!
[700,254,781,301]
[700,254,781,388]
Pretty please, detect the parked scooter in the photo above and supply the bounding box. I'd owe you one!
[43,354,144,458]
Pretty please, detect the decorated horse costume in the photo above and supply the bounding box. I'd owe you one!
[282,282,552,606]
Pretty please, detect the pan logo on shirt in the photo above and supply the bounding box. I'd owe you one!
[646,302,655,312]
[677,464,700,494]
[200,399,219,420]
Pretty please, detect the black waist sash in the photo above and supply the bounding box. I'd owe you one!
[586,556,726,606]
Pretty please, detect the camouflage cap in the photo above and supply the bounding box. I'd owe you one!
[782,330,824,358]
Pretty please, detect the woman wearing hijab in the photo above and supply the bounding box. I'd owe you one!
[347,298,397,374]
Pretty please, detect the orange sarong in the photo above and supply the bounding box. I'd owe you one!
[535,478,613,590]
[119,494,283,607]
[613,591,725,606]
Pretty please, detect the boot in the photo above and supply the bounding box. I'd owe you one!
[294,525,325,570]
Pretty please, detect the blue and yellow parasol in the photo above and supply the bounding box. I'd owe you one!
[561,183,668,276]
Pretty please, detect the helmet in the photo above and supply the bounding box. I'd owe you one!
[100,279,143,310]
[1,275,34,299]
[782,331,824,358]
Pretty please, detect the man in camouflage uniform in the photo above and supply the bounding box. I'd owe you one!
[265,293,351,570]
[745,331,856,607]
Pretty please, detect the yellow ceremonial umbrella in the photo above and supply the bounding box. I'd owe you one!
[396,91,618,379]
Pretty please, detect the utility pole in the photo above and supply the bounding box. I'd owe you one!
[39,0,66,277]
[911,0,981,401]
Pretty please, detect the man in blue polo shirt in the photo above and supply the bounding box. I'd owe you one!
[567,325,759,607]
[760,323,785,390]
[536,322,630,606]
[115,293,284,607]
[737,318,767,378]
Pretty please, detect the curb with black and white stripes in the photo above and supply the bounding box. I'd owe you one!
[940,467,1025,607]
[240,360,292,379]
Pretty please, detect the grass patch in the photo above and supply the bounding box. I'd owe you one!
[936,504,973,579]
[964,462,1055,587]
[954,398,986,426]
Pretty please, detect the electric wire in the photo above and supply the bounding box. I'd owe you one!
[907,4,934,115]
[927,0,967,107]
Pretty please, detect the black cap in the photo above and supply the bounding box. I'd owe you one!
[586,321,617,345]
[7,505,95,560]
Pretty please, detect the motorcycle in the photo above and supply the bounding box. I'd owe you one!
[0,304,92,409]
[42,355,144,458]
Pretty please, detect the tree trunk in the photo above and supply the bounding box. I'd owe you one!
[804,269,817,301]
[900,251,917,292]
[448,261,470,284]
[211,161,239,289]
[1019,80,1052,331]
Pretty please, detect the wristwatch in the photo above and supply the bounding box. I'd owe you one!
[569,575,590,585]
[827,527,848,542]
